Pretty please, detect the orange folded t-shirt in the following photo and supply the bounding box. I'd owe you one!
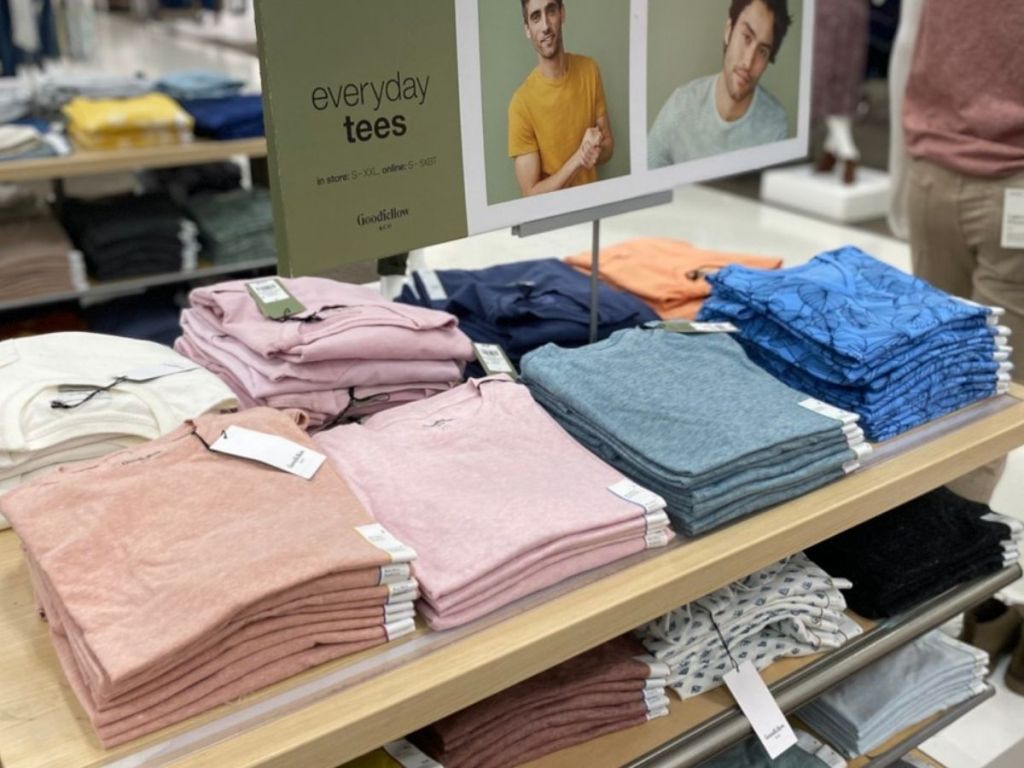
[565,238,783,319]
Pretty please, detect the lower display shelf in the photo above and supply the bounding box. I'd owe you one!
[0,391,1021,768]
[840,686,995,768]
[0,257,277,313]
[520,566,1020,768]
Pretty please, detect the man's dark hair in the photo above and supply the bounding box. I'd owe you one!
[728,0,791,63]
[520,0,563,24]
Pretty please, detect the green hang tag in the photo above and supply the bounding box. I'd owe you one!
[473,343,519,379]
[246,278,307,320]
[660,320,739,334]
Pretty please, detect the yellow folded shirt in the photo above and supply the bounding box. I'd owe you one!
[70,126,193,152]
[63,93,194,135]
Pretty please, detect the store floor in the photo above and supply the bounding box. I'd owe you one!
[65,10,1024,768]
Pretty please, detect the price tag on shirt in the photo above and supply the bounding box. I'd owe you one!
[798,398,859,425]
[660,320,739,334]
[473,343,519,379]
[417,269,448,301]
[246,278,307,320]
[356,523,418,563]
[209,426,326,480]
[609,479,665,513]
[383,739,443,768]
[723,661,797,759]
[120,362,198,383]
[1001,189,1024,249]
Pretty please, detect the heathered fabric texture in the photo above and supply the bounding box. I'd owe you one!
[521,330,856,535]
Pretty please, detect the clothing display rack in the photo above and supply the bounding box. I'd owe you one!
[0,137,270,312]
[0,386,1022,768]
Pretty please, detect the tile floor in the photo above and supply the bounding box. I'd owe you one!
[46,10,1024,767]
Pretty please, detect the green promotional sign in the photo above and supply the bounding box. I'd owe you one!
[255,0,468,275]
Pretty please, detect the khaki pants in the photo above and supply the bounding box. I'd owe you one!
[907,157,1024,502]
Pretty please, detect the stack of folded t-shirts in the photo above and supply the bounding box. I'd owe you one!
[0,332,237,528]
[145,160,242,199]
[698,246,1014,442]
[807,487,1023,619]
[699,731,848,768]
[398,259,658,369]
[798,631,989,757]
[157,70,246,101]
[0,119,71,162]
[36,72,154,115]
[183,187,275,264]
[0,183,42,222]
[0,406,419,747]
[637,554,862,699]
[521,329,870,536]
[565,238,783,320]
[412,636,670,768]
[315,376,674,629]
[0,212,78,300]
[0,79,32,123]
[63,93,193,150]
[61,192,199,279]
[176,277,474,428]
[180,94,264,139]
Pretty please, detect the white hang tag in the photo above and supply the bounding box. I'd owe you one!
[379,563,412,585]
[1001,189,1024,248]
[355,523,418,563]
[120,362,198,383]
[210,426,326,480]
[634,655,672,680]
[418,269,448,301]
[384,617,416,642]
[723,661,797,759]
[383,739,443,768]
[799,398,859,425]
[609,479,666,513]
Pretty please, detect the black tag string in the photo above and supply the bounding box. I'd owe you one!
[317,389,393,432]
[189,425,227,452]
[51,377,127,410]
[701,604,740,673]
[271,304,349,324]
[685,264,724,282]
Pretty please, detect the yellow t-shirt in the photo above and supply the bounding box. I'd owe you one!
[508,53,608,188]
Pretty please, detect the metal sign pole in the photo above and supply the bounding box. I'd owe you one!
[589,219,600,344]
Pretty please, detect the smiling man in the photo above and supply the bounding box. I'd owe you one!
[508,0,614,197]
[648,0,791,168]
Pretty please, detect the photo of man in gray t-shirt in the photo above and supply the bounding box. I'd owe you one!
[648,0,791,168]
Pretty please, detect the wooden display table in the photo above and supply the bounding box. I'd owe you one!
[1,388,1022,768]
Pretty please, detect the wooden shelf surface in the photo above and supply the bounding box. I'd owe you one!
[0,138,267,183]
[0,388,1022,768]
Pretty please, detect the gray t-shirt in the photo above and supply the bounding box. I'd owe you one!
[647,74,788,168]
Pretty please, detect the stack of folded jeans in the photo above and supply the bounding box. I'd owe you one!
[564,238,783,320]
[799,631,989,757]
[0,212,77,301]
[1,407,419,747]
[180,94,264,139]
[698,731,848,768]
[0,331,237,527]
[63,93,193,150]
[412,636,671,768]
[61,193,199,280]
[316,377,674,629]
[176,277,475,428]
[698,247,1013,442]
[183,187,275,264]
[398,259,658,369]
[156,70,246,101]
[521,329,869,536]
[807,487,1023,618]
[637,554,862,700]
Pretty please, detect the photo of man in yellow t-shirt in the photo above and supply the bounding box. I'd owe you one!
[508,0,615,197]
